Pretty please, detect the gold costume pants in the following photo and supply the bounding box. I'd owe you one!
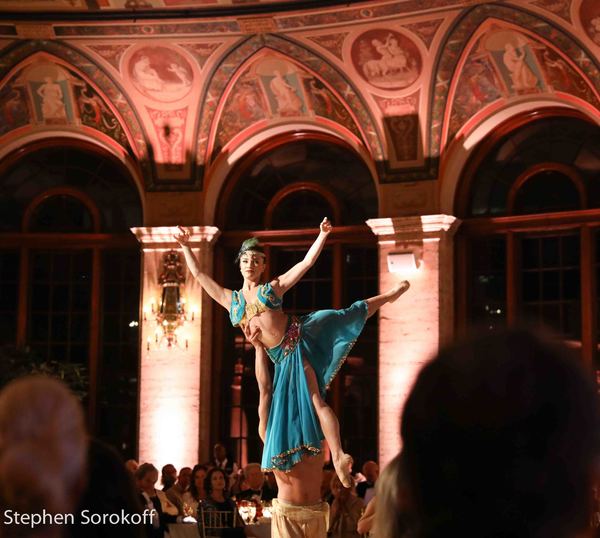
[271,498,330,538]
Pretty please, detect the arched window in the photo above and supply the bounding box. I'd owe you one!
[457,113,600,369]
[0,142,142,459]
[214,136,379,468]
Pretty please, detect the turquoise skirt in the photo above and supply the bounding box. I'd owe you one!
[261,300,368,472]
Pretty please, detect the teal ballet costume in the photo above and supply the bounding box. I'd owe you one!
[230,282,368,472]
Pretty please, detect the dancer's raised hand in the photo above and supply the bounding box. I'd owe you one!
[320,217,332,234]
[174,225,191,246]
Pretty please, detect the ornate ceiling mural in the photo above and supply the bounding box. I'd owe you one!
[212,53,362,159]
[0,0,597,189]
[432,3,600,174]
[0,59,129,148]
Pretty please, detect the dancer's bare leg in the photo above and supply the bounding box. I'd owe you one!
[303,358,353,488]
[247,327,272,443]
[365,280,410,319]
[255,345,272,443]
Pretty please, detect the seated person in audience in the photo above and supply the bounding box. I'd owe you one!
[0,376,87,538]
[136,463,179,538]
[69,438,145,538]
[199,468,249,537]
[125,459,139,474]
[166,466,192,515]
[357,452,407,538]
[209,442,239,476]
[401,327,600,538]
[237,462,276,502]
[327,475,363,538]
[160,463,177,491]
[182,464,208,517]
[356,460,378,505]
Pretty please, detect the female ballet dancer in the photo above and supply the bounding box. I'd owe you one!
[174,219,409,488]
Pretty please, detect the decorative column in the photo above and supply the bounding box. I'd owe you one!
[131,226,219,471]
[366,215,460,466]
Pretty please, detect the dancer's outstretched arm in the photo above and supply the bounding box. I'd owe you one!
[174,226,232,310]
[246,326,272,443]
[272,217,332,295]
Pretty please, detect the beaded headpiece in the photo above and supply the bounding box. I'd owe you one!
[235,237,266,263]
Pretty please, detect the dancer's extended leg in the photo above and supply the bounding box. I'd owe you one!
[365,280,410,319]
[302,358,353,489]
[254,345,272,443]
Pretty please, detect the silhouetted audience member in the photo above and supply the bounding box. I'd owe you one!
[327,475,362,537]
[125,459,139,474]
[371,453,407,538]
[356,460,378,505]
[166,466,191,515]
[237,463,276,502]
[210,443,239,476]
[160,464,177,491]
[68,438,145,538]
[136,463,178,538]
[182,464,208,516]
[0,376,87,538]
[401,328,600,538]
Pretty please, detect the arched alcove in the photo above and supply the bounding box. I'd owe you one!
[454,111,600,371]
[210,132,380,469]
[0,140,143,459]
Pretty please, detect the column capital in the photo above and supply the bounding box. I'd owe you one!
[130,226,220,249]
[366,215,460,242]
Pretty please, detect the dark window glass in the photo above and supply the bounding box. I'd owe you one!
[97,249,140,459]
[270,191,334,230]
[468,117,600,217]
[29,195,94,233]
[519,234,580,339]
[340,247,378,467]
[28,250,92,366]
[0,250,19,344]
[223,140,377,230]
[467,236,507,331]
[513,171,580,215]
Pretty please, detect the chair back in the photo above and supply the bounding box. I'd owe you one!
[198,505,236,538]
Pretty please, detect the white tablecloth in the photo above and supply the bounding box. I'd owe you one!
[168,523,200,538]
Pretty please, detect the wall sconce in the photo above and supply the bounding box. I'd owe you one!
[387,251,418,274]
[146,249,188,350]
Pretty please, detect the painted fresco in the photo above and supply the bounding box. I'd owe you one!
[485,30,545,94]
[215,74,268,150]
[0,83,30,136]
[256,58,307,117]
[25,63,75,124]
[448,27,600,141]
[351,29,421,90]
[88,44,131,71]
[213,54,362,156]
[306,33,348,61]
[197,34,383,178]
[581,0,600,46]
[0,60,130,150]
[73,82,129,146]
[127,46,193,102]
[147,107,187,166]
[403,19,445,49]
[375,93,420,162]
[531,0,572,22]
[180,42,221,69]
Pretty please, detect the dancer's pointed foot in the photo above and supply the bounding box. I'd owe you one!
[388,280,410,303]
[333,453,354,488]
